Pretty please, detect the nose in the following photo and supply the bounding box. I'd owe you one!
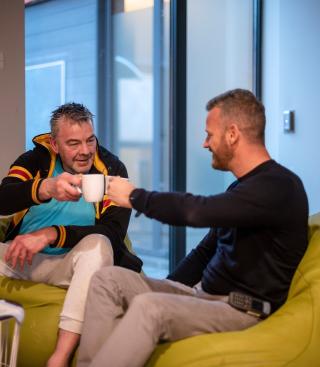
[203,138,209,149]
[79,142,90,155]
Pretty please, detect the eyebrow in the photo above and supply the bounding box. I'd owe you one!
[87,135,96,140]
[66,139,80,144]
[65,135,95,144]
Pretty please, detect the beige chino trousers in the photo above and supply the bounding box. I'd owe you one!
[77,266,259,367]
[0,233,113,334]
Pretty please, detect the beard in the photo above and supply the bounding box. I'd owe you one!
[211,139,234,171]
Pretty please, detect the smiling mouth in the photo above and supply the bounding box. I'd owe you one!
[75,159,92,167]
[75,155,93,162]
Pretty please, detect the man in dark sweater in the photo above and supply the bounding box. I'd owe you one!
[77,89,308,367]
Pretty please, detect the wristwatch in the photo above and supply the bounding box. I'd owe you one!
[129,189,142,217]
[129,189,140,206]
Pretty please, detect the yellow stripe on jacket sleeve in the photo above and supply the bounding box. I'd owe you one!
[8,166,33,181]
[56,226,67,248]
[31,178,43,205]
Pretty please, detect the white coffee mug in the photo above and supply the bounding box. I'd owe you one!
[81,174,105,202]
[104,175,129,194]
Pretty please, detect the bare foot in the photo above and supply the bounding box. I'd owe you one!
[47,329,80,367]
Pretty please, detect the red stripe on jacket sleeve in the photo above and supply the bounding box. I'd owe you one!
[8,169,32,181]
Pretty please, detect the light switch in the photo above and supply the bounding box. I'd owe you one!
[283,110,294,132]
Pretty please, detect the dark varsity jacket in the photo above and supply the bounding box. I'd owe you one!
[0,133,143,272]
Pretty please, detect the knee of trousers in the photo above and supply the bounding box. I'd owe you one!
[91,265,132,287]
[89,266,144,298]
[129,293,164,329]
[75,234,114,266]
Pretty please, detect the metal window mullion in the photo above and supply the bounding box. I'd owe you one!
[169,0,187,272]
[152,0,164,251]
[253,0,262,99]
[97,0,114,151]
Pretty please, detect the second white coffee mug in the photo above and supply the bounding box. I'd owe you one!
[81,174,105,202]
[104,175,110,194]
[104,175,129,194]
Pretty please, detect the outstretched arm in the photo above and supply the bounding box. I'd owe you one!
[107,174,297,229]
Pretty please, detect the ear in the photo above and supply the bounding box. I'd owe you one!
[226,123,240,146]
[50,136,59,154]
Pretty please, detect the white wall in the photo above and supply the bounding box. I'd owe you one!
[263,0,320,214]
[0,0,25,180]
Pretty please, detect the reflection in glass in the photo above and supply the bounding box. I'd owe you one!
[25,0,98,148]
[112,0,170,277]
[186,0,254,253]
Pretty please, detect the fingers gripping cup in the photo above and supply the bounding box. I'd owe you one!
[81,174,105,202]
[104,176,128,195]
[104,175,110,194]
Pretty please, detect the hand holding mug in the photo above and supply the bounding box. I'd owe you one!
[39,172,82,202]
[106,176,135,208]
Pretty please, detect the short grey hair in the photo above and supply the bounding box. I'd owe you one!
[50,102,94,138]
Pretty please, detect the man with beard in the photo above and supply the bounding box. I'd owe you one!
[77,89,308,367]
[0,102,142,367]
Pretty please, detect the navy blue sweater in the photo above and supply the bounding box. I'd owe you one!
[130,160,308,311]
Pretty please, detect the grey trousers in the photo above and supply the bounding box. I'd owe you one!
[77,266,259,367]
[0,234,114,334]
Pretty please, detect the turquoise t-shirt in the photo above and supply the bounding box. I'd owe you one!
[19,158,95,255]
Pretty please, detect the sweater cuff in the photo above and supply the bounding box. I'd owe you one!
[50,225,67,248]
[32,178,51,205]
[129,188,150,213]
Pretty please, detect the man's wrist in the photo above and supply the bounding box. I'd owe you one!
[129,189,141,207]
[49,225,60,247]
[37,178,52,201]
[36,226,58,246]
[129,188,150,213]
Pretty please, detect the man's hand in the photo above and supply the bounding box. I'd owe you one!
[107,177,135,208]
[4,227,57,270]
[38,172,82,202]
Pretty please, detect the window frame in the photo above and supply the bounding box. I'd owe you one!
[168,0,263,271]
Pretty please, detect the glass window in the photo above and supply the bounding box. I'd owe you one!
[111,0,170,277]
[25,0,98,150]
[25,0,255,276]
[186,0,254,252]
[25,0,170,278]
